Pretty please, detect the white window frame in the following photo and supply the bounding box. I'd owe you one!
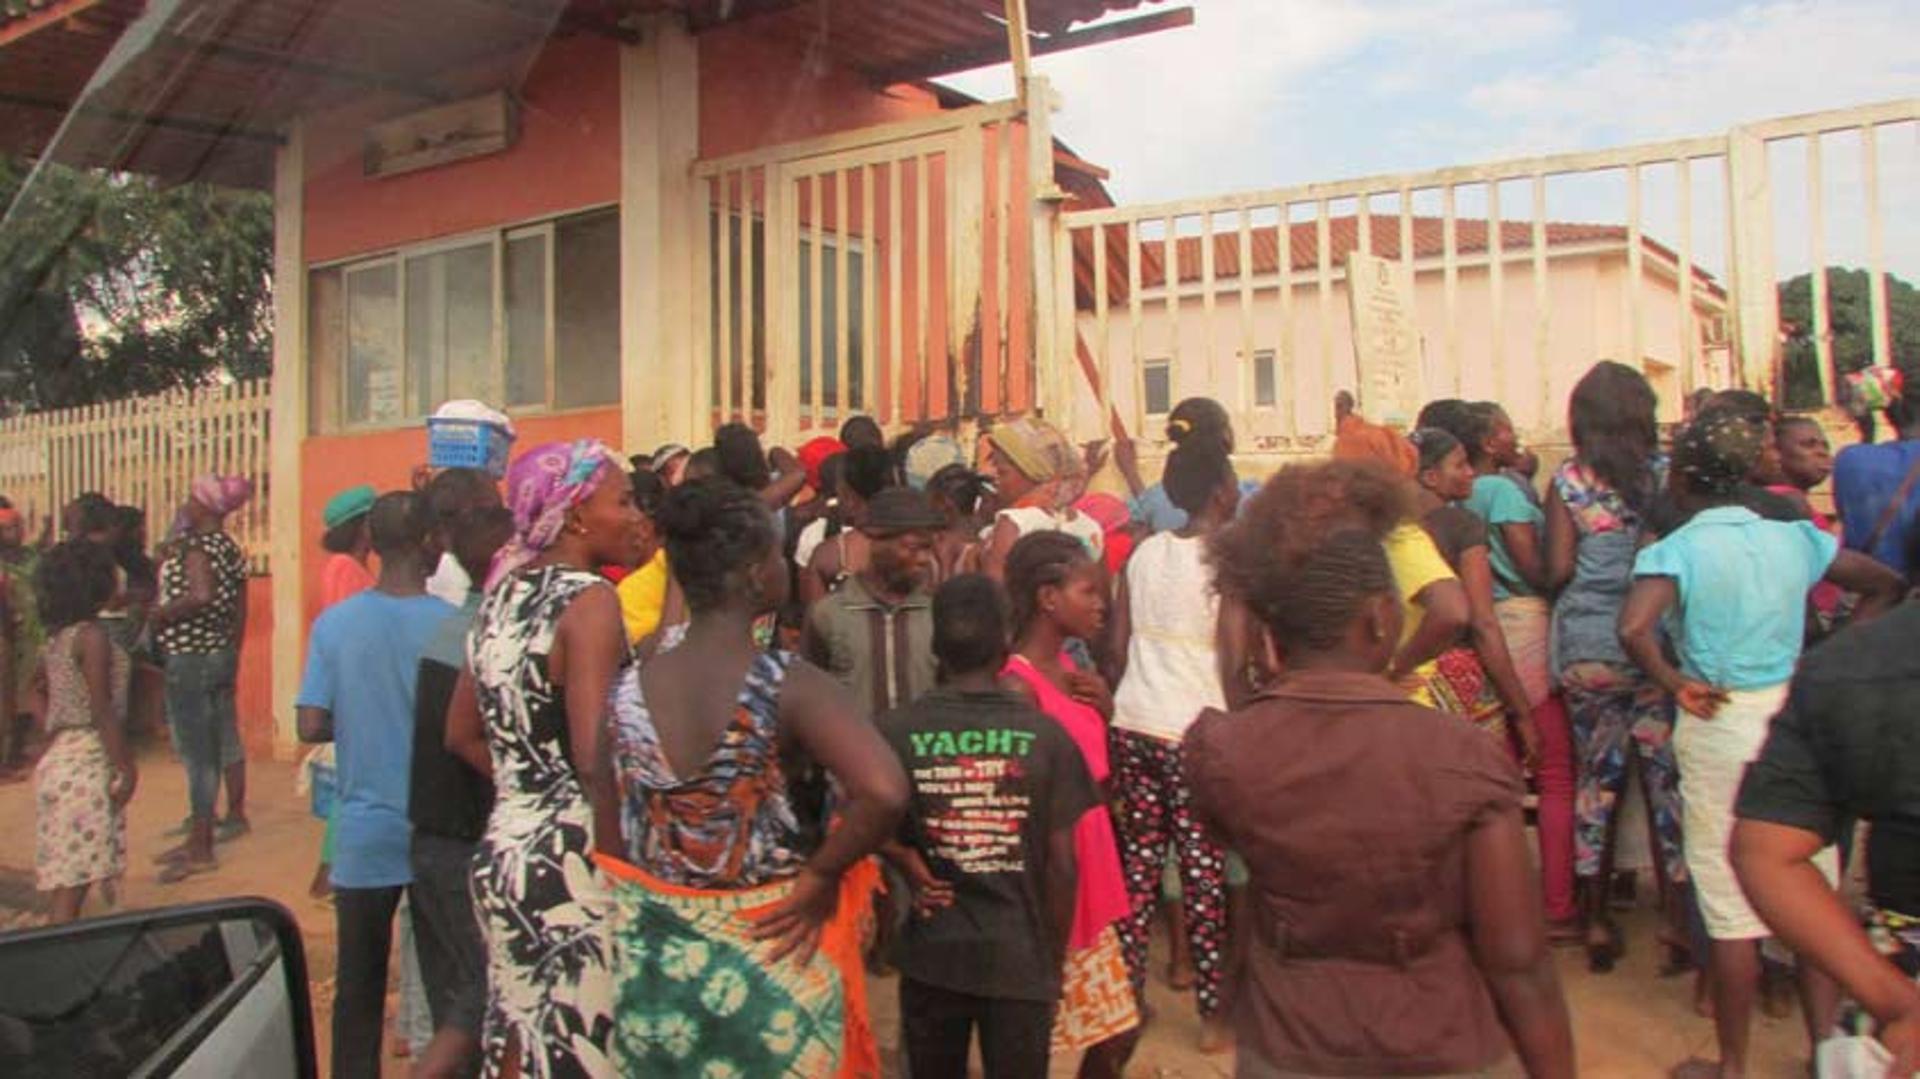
[317,205,615,433]
[1250,348,1278,410]
[1142,357,1173,418]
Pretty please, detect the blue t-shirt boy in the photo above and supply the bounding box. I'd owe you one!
[298,590,456,888]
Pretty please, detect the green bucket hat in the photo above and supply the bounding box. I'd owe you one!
[322,484,377,530]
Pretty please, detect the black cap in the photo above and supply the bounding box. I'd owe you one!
[860,488,944,536]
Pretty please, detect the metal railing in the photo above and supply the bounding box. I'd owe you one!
[0,380,273,570]
[1056,98,1918,445]
[693,95,1053,443]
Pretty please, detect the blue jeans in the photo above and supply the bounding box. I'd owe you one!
[164,650,239,819]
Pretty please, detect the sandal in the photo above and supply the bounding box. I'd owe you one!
[153,844,201,865]
[158,857,217,884]
[1586,920,1624,974]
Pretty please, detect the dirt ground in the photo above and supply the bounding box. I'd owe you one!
[0,745,1821,1077]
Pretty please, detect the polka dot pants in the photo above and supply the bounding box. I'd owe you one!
[1111,729,1227,1018]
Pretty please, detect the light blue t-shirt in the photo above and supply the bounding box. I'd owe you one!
[297,589,457,888]
[1130,478,1263,533]
[1464,473,1543,601]
[1632,506,1838,691]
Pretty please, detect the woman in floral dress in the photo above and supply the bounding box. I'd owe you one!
[595,478,906,1079]
[33,540,135,924]
[447,440,645,1078]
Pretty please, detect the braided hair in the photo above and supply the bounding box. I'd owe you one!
[1673,408,1768,501]
[1210,461,1408,652]
[657,478,780,613]
[1004,530,1093,637]
[926,463,992,519]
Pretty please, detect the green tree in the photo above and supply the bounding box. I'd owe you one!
[1778,267,1920,409]
[0,156,273,415]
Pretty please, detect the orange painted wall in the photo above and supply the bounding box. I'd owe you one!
[296,409,622,631]
[236,576,274,759]
[303,34,621,266]
[697,25,942,160]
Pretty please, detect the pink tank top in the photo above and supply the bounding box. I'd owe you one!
[1003,653,1129,950]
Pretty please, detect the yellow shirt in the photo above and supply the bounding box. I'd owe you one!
[1382,521,1456,692]
[617,550,670,645]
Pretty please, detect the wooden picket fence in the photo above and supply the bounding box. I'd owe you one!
[0,380,273,571]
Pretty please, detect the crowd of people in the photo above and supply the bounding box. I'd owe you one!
[6,354,1920,1079]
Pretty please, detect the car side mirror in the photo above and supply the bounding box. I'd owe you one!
[0,897,317,1078]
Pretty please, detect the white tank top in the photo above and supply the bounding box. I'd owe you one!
[989,505,1106,558]
[1112,533,1224,742]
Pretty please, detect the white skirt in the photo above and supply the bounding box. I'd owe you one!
[1674,683,1838,940]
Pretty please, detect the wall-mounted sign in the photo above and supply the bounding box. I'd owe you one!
[1346,251,1424,428]
[365,91,518,179]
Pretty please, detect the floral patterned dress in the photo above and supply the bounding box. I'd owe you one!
[468,566,623,1078]
[35,623,130,892]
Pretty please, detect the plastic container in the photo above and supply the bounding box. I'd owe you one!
[309,762,338,821]
[428,416,514,477]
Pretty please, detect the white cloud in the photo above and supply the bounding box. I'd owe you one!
[1464,0,1917,153]
[941,0,1573,201]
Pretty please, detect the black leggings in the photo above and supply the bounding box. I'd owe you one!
[332,884,412,1079]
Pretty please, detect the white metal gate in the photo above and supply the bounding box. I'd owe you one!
[1056,98,1920,445]
[694,97,1054,446]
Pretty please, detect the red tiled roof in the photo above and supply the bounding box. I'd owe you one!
[1071,215,1725,306]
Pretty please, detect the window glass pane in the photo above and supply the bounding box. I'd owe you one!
[308,267,343,434]
[406,242,495,418]
[1254,349,1276,407]
[709,210,764,414]
[1144,360,1172,415]
[345,263,400,426]
[798,238,865,410]
[554,209,620,409]
[847,247,864,409]
[505,233,548,408]
[444,244,496,405]
[405,258,437,413]
[798,238,838,405]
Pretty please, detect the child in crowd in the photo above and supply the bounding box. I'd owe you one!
[1108,436,1240,1048]
[1001,531,1138,1076]
[882,574,1095,1079]
[33,540,135,924]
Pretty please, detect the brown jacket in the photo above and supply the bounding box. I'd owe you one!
[1183,670,1523,1076]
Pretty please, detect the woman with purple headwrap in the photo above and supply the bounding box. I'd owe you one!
[445,439,644,1078]
[153,473,254,880]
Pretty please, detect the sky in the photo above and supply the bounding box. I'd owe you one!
[942,0,1919,277]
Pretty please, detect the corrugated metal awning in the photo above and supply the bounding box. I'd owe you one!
[0,0,1173,189]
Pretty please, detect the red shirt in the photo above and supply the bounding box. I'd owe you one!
[318,553,374,611]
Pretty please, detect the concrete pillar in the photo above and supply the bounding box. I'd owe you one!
[620,17,701,454]
[268,119,306,760]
